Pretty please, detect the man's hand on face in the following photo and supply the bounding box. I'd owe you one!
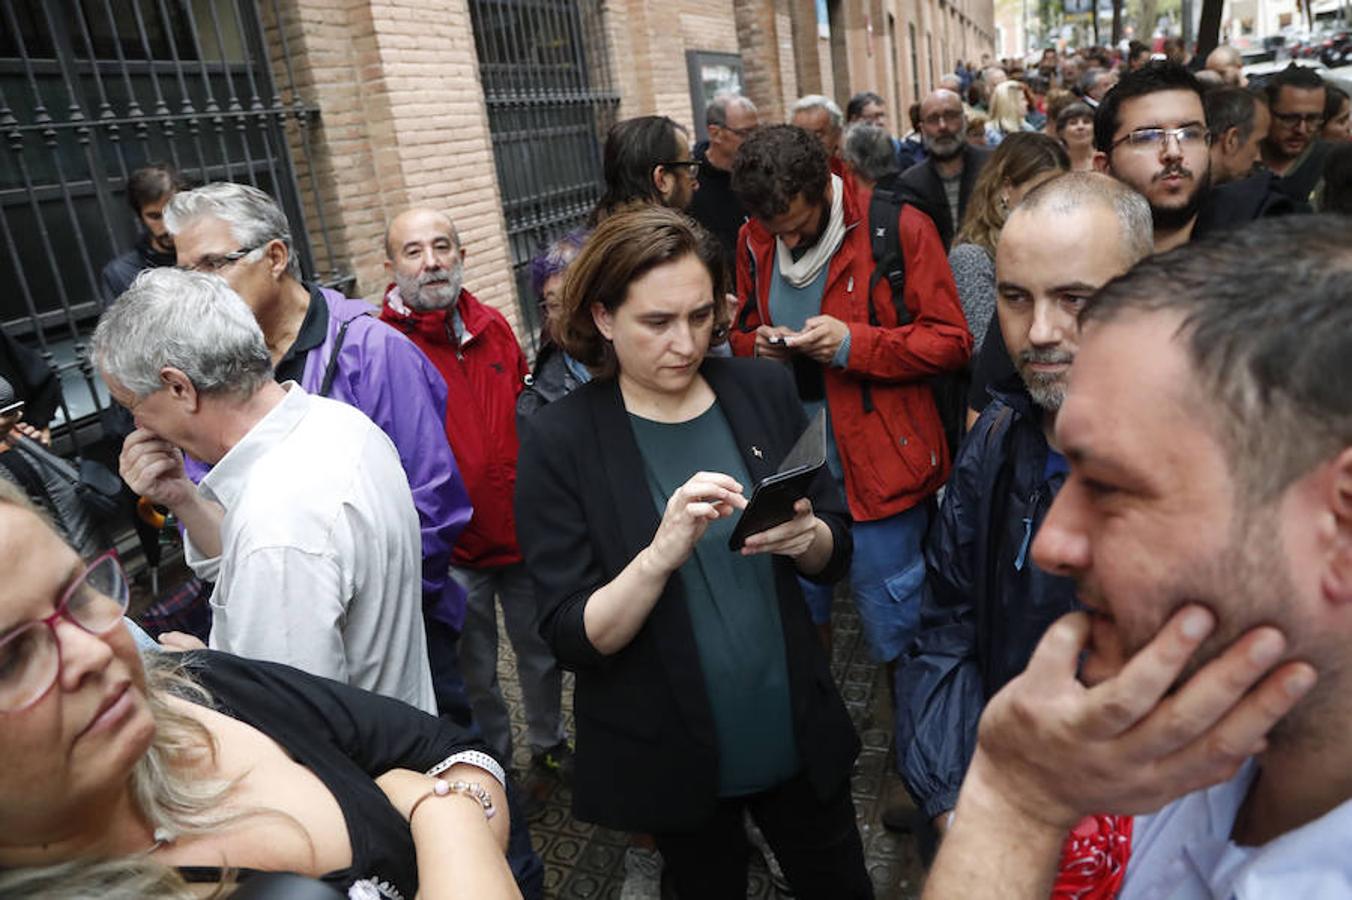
[119,427,197,511]
[960,606,1317,833]
[787,315,850,364]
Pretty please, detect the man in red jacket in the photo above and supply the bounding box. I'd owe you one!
[380,208,570,784]
[730,124,972,681]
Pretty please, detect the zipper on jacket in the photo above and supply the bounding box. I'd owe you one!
[1014,487,1041,571]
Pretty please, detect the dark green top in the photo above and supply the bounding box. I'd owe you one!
[628,401,799,796]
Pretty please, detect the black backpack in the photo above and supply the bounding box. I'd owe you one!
[866,183,971,461]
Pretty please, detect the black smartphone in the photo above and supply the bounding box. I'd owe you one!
[727,409,827,552]
[0,400,24,418]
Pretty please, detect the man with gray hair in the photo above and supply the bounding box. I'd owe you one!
[95,268,435,711]
[163,181,474,725]
[896,174,1153,863]
[841,123,900,190]
[792,94,845,162]
[689,92,760,272]
[897,89,992,249]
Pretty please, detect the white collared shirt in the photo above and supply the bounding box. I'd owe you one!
[187,383,435,714]
[1121,759,1352,899]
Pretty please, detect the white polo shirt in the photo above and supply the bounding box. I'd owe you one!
[187,382,435,714]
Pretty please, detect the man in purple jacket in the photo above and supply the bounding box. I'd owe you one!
[161,182,476,726]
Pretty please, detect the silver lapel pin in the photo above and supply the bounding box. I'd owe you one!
[751,445,764,459]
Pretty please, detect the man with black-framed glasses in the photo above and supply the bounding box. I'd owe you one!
[591,115,701,225]
[1261,64,1333,206]
[689,93,761,276]
[1093,62,1297,254]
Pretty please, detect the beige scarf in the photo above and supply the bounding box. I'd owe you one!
[775,174,846,288]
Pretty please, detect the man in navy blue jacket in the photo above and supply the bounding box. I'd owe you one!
[896,173,1154,840]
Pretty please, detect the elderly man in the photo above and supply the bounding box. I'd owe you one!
[1205,86,1271,185]
[898,175,1154,861]
[379,208,570,784]
[791,94,845,162]
[1205,45,1247,87]
[164,182,474,724]
[689,93,760,274]
[921,214,1347,900]
[96,268,434,712]
[897,89,993,249]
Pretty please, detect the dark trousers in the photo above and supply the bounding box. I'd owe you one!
[423,616,477,733]
[654,771,874,900]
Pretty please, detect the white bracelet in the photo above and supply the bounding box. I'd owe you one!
[425,749,506,790]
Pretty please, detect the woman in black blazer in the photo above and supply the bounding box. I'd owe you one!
[515,207,871,899]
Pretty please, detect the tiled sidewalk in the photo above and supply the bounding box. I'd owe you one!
[495,595,929,899]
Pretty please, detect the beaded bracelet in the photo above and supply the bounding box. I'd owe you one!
[409,778,497,822]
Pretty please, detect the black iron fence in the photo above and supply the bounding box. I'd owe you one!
[469,0,619,351]
[0,0,333,447]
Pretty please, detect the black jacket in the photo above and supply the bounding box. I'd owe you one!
[515,356,859,831]
[896,144,993,250]
[99,235,176,308]
[687,140,746,281]
[515,341,585,420]
[896,377,1078,819]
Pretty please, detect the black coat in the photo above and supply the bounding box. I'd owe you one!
[896,377,1079,819]
[515,356,860,832]
[896,144,993,250]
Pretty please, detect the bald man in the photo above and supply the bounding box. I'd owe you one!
[897,89,993,248]
[1205,45,1248,87]
[380,208,571,782]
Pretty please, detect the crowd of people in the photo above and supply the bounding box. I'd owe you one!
[0,35,1349,900]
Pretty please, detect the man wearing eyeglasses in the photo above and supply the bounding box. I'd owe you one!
[688,93,761,276]
[1093,62,1298,254]
[1260,64,1332,206]
[896,89,992,250]
[161,182,475,726]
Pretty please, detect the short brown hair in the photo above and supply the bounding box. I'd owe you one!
[555,206,729,377]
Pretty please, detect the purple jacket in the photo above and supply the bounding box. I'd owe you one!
[185,287,472,629]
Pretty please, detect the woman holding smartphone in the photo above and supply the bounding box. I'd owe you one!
[515,206,871,898]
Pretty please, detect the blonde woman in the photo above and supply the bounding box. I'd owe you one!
[984,80,1035,147]
[0,480,532,899]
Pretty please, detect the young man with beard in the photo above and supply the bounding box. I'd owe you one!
[897,174,1154,859]
[920,215,1346,899]
[897,90,993,249]
[1261,64,1332,205]
[730,123,971,694]
[99,163,188,307]
[164,183,474,723]
[380,208,571,786]
[1092,62,1297,254]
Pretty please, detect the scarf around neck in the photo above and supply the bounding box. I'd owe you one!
[775,173,846,288]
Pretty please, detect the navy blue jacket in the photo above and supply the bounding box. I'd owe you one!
[896,376,1079,819]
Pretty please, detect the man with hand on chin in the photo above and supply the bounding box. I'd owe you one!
[922,216,1347,899]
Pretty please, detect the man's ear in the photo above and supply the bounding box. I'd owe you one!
[265,239,289,281]
[651,164,675,201]
[160,367,200,413]
[1322,446,1352,604]
[1223,126,1242,155]
[1091,151,1110,174]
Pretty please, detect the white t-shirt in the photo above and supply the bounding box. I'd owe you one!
[188,383,435,714]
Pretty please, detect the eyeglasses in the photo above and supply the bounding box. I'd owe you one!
[657,160,702,178]
[1270,111,1326,128]
[1110,125,1210,151]
[714,124,757,138]
[178,244,263,274]
[0,552,131,714]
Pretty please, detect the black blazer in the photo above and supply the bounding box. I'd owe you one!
[515,356,860,832]
[897,144,993,250]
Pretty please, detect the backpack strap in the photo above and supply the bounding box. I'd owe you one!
[867,185,911,329]
[734,234,760,335]
[319,313,366,398]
